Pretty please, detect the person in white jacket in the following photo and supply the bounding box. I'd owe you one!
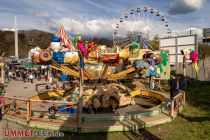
[29,73,34,83]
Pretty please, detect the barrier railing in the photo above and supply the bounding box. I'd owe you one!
[35,83,51,94]
[1,97,28,119]
[1,97,78,123]
[30,100,77,123]
[35,82,72,95]
[171,92,185,118]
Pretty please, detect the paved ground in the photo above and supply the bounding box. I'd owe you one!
[4,79,48,98]
[0,79,48,140]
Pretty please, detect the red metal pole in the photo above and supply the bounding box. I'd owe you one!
[27,100,31,123]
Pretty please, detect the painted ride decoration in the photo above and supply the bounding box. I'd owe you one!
[132,50,162,79]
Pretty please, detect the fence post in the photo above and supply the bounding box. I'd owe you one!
[1,97,5,115]
[183,56,186,77]
[171,100,174,118]
[27,100,31,123]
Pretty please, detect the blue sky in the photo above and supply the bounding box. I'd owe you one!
[0,0,209,38]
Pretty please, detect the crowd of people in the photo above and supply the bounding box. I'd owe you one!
[4,66,48,83]
[3,65,80,92]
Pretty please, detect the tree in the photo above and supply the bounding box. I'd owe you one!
[198,43,210,59]
[0,30,54,58]
[150,35,160,50]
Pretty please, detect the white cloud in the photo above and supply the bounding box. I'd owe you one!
[48,17,171,39]
[168,0,204,15]
[172,27,203,38]
[1,28,15,31]
[50,18,113,38]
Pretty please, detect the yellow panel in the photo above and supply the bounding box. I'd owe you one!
[129,89,165,102]
[30,90,65,100]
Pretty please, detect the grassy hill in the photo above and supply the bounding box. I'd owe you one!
[0,30,54,58]
[0,30,114,58]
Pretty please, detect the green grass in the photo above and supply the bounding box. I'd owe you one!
[146,81,210,140]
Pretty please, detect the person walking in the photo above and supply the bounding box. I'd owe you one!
[22,71,27,82]
[8,71,12,81]
[5,69,9,81]
[48,75,54,84]
[29,73,34,83]
[26,73,30,82]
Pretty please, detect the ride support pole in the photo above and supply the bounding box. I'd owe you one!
[77,54,83,134]
[183,56,186,77]
[77,76,83,134]
[1,60,5,84]
[27,100,31,123]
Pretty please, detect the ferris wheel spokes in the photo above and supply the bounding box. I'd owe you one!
[113,6,172,47]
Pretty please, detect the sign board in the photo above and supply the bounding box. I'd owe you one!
[160,38,176,46]
[159,35,198,65]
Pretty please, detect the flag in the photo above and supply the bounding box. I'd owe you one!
[58,26,76,50]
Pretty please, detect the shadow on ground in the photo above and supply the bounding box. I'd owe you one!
[44,130,161,140]
[179,114,210,123]
[186,80,210,110]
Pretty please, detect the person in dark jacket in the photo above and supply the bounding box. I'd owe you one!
[178,74,187,91]
[169,73,178,100]
[22,71,27,82]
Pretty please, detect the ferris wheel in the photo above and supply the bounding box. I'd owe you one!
[113,6,172,49]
